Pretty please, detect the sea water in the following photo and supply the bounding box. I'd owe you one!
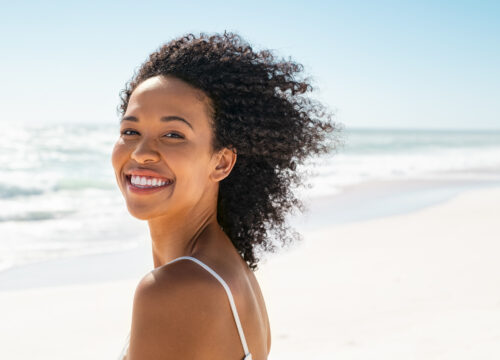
[0,122,145,272]
[305,127,500,197]
[1,122,500,272]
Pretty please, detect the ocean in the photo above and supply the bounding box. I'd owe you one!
[1,122,500,273]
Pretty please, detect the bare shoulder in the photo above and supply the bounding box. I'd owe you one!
[127,259,245,360]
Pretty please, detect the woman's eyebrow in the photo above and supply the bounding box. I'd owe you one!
[121,115,193,129]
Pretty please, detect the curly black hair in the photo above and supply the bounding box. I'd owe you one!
[118,31,344,271]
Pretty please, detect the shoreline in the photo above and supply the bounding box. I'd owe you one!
[291,175,500,231]
[1,176,499,292]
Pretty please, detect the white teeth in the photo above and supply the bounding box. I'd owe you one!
[129,175,171,188]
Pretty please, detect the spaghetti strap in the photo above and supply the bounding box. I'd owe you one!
[117,331,130,360]
[167,256,253,360]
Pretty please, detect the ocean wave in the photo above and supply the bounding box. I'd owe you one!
[0,184,44,199]
[0,178,114,199]
[52,178,115,191]
[0,210,75,222]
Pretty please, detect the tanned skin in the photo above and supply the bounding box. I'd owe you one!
[112,75,271,359]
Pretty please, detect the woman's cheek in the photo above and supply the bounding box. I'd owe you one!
[111,140,127,173]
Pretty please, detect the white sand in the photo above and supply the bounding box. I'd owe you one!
[1,185,499,359]
[257,185,500,359]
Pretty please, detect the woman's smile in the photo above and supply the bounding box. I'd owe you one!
[123,168,175,195]
[125,174,174,195]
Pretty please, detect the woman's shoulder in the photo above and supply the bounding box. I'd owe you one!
[128,259,241,359]
[133,257,232,316]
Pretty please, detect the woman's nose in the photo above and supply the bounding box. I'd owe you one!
[131,139,161,164]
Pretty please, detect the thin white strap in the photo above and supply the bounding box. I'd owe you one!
[117,331,130,360]
[167,256,252,358]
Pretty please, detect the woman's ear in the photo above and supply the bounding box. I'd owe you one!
[210,147,237,182]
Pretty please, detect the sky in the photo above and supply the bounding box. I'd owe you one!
[1,0,498,130]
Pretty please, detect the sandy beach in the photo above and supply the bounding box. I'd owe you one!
[1,181,499,359]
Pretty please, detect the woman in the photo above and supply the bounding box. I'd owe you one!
[112,31,340,360]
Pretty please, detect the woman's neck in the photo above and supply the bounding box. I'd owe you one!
[147,205,222,268]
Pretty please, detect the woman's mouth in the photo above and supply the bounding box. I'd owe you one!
[125,175,173,194]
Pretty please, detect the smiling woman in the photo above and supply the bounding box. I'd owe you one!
[111,31,342,360]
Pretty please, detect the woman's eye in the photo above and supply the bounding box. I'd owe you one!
[120,130,183,138]
[121,129,139,136]
[164,132,184,139]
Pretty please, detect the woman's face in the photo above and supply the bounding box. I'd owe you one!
[112,75,229,220]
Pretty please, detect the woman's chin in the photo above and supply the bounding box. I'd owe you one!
[125,205,157,221]
[130,213,151,221]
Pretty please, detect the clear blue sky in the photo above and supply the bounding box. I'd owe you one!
[1,0,498,129]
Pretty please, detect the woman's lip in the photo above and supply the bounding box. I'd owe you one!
[125,169,173,181]
[125,175,173,194]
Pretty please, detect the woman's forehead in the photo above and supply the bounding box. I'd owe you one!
[132,75,206,102]
[126,77,216,133]
[132,76,211,114]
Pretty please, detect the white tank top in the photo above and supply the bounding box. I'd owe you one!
[117,256,253,360]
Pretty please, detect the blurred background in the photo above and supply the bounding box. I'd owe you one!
[0,1,499,359]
